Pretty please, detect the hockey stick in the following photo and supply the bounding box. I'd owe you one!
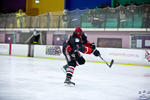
[99,55,114,68]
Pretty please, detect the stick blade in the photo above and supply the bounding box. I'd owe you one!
[109,59,114,68]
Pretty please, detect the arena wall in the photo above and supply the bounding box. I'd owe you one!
[0,43,150,67]
[0,28,150,49]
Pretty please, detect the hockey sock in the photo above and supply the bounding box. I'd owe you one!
[66,66,74,77]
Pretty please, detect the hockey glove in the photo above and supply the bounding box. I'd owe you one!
[93,49,100,57]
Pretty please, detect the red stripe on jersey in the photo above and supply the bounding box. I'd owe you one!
[146,55,150,60]
[145,50,149,54]
[82,47,93,54]
[83,42,91,47]
[65,45,71,52]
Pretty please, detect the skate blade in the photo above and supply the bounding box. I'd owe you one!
[64,83,75,87]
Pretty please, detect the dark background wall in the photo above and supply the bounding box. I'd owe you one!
[0,0,26,12]
[65,0,111,10]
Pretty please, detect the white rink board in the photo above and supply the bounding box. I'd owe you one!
[34,45,64,59]
[0,44,150,65]
[0,43,9,55]
[11,44,29,56]
[34,45,150,65]
[84,48,149,65]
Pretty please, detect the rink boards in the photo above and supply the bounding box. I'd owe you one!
[0,43,150,67]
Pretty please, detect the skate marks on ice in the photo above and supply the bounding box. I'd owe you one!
[0,56,150,100]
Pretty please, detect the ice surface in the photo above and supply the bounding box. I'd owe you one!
[0,56,150,100]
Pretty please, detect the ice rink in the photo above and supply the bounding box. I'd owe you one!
[0,55,150,100]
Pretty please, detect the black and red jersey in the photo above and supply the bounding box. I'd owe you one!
[63,32,93,55]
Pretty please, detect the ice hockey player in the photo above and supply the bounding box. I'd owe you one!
[62,27,100,86]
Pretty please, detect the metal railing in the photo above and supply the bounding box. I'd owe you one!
[0,4,150,28]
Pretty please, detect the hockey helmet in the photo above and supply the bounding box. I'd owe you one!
[74,27,82,38]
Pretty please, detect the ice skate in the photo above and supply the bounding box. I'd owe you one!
[64,77,75,86]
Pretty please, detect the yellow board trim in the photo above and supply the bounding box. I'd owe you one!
[0,54,150,67]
